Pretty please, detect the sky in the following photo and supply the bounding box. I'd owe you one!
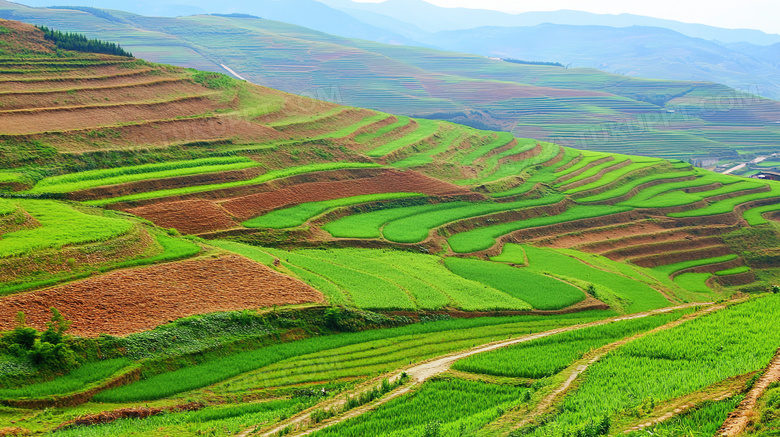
[353,0,780,34]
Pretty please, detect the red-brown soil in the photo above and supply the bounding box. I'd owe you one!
[68,167,262,202]
[602,236,724,261]
[0,95,224,135]
[219,169,471,221]
[629,245,733,268]
[535,221,674,249]
[0,78,206,111]
[0,255,324,337]
[127,199,238,234]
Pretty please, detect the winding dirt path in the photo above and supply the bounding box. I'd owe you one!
[246,302,714,436]
[716,348,780,436]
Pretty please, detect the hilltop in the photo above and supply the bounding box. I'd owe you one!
[1,19,780,436]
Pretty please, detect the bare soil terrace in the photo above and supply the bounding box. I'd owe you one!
[0,255,323,336]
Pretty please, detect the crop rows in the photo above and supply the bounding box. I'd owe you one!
[624,396,743,437]
[564,158,664,195]
[94,310,609,402]
[477,142,561,184]
[447,205,633,253]
[444,257,584,310]
[452,310,686,378]
[310,378,531,437]
[555,155,630,188]
[261,247,531,311]
[28,156,260,194]
[0,358,132,399]
[653,254,739,276]
[354,116,411,145]
[530,295,780,435]
[577,170,695,203]
[459,131,516,165]
[517,245,670,312]
[670,183,780,218]
[672,272,713,293]
[86,162,382,206]
[618,171,742,208]
[743,202,780,225]
[381,195,566,243]
[242,193,425,229]
[367,119,440,157]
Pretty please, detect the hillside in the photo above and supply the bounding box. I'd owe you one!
[2,1,780,163]
[1,19,780,436]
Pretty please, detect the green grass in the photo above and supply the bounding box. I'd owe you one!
[0,197,16,216]
[668,181,780,218]
[242,193,425,229]
[322,202,465,239]
[555,155,630,188]
[519,245,671,313]
[381,195,566,243]
[354,115,411,145]
[673,272,713,293]
[715,266,751,276]
[263,248,531,311]
[367,119,440,157]
[553,150,608,179]
[27,157,259,194]
[653,254,739,276]
[309,378,532,437]
[530,295,780,434]
[0,200,133,258]
[744,202,780,225]
[85,163,382,206]
[94,311,611,402]
[624,396,744,437]
[444,258,584,310]
[447,205,633,253]
[564,159,664,195]
[0,359,132,399]
[452,310,686,378]
[55,397,311,437]
[577,171,695,203]
[459,131,516,165]
[618,171,744,208]
[489,243,527,265]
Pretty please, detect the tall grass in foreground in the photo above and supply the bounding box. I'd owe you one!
[527,295,780,435]
[0,359,132,399]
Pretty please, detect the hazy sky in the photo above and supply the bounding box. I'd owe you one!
[354,0,780,34]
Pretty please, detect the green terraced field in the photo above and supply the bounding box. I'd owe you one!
[27,157,260,194]
[448,205,633,253]
[242,193,425,229]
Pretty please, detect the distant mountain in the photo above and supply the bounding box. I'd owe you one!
[320,0,780,45]
[425,23,780,99]
[16,0,423,45]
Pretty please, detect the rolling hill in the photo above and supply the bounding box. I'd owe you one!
[2,0,780,164]
[1,19,780,436]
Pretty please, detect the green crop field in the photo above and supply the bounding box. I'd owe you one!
[527,296,780,435]
[27,156,260,194]
[578,170,695,203]
[653,254,739,276]
[381,195,565,243]
[444,257,584,310]
[448,205,633,253]
[85,163,383,206]
[367,119,440,157]
[452,310,685,378]
[242,193,425,229]
[0,200,133,257]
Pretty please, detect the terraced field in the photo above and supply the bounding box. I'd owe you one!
[1,19,780,437]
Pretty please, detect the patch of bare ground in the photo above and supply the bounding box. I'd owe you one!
[219,169,473,221]
[602,236,725,261]
[36,115,284,152]
[68,167,262,202]
[629,245,734,269]
[0,254,324,337]
[127,199,239,235]
[0,95,227,135]
[0,67,157,93]
[0,78,206,110]
[717,349,780,436]
[55,403,203,431]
